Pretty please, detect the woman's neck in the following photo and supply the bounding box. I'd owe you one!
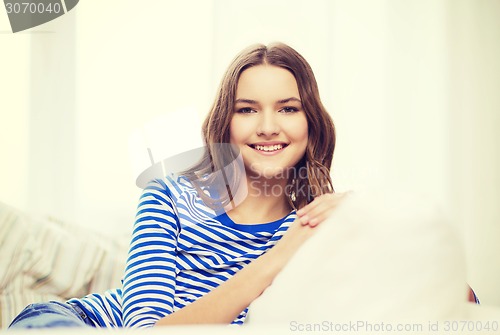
[226,176,292,224]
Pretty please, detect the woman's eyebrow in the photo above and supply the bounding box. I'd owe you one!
[235,98,259,104]
[276,97,302,104]
[234,97,302,105]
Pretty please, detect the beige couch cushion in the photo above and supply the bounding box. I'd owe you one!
[0,202,128,328]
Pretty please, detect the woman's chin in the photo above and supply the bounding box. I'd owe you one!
[245,162,295,180]
[247,168,287,180]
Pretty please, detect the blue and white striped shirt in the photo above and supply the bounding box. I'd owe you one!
[68,175,295,328]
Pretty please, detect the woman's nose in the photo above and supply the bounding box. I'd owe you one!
[256,111,280,136]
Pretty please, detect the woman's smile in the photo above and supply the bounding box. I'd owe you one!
[248,142,289,154]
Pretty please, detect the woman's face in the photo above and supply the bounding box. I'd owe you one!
[230,65,308,180]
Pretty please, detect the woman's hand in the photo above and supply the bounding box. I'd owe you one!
[296,192,351,227]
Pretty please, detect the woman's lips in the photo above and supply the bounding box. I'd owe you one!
[248,143,288,154]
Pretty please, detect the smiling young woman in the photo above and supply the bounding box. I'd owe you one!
[228,64,310,223]
[8,42,344,329]
[194,43,336,211]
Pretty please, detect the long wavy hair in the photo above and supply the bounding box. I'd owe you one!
[184,42,336,210]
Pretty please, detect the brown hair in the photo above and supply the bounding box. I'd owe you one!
[185,42,335,210]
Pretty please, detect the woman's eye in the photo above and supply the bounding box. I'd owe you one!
[236,107,256,114]
[280,106,299,113]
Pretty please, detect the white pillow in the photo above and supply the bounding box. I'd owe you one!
[248,189,470,325]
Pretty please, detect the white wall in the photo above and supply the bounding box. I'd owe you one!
[328,0,451,198]
[0,11,30,212]
[447,0,500,306]
[73,0,211,235]
[1,0,499,306]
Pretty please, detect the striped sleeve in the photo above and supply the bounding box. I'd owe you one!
[121,179,180,328]
[468,286,480,304]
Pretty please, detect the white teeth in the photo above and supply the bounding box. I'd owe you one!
[254,144,284,152]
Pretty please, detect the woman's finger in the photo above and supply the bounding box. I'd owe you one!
[298,192,350,227]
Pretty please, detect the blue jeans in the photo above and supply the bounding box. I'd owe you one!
[8,301,95,329]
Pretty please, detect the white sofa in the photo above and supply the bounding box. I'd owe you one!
[0,201,128,329]
[1,190,499,334]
